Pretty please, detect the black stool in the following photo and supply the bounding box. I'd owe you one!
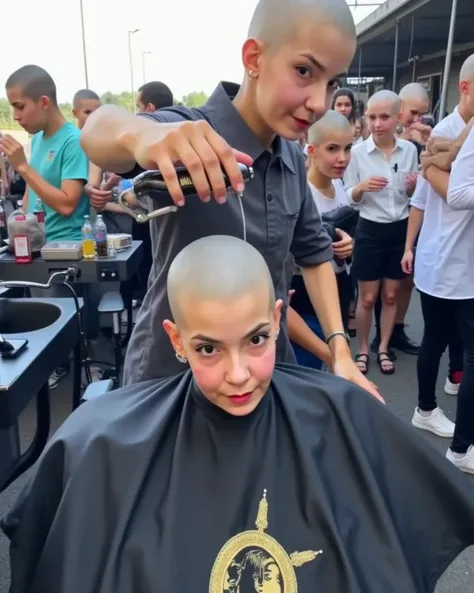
[83,291,125,387]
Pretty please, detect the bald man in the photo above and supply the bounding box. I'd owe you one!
[73,89,102,130]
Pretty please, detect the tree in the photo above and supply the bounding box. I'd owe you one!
[181,91,208,108]
[0,90,208,131]
[59,102,74,122]
[101,91,117,105]
[0,98,14,128]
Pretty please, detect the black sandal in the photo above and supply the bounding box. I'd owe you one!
[355,353,369,375]
[377,352,395,375]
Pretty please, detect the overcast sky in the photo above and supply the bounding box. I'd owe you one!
[3,0,379,102]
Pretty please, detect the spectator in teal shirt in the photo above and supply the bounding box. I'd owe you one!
[0,65,96,390]
[0,64,89,242]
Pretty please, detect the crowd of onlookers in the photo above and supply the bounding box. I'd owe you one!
[289,54,474,474]
[1,53,474,473]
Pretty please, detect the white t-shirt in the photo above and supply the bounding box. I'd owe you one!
[411,106,474,300]
[309,179,349,215]
[309,179,350,274]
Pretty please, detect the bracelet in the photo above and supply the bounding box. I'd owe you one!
[326,331,349,346]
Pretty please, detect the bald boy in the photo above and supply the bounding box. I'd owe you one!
[73,89,102,130]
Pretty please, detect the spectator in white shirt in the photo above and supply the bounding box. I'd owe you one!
[345,90,418,376]
[372,84,432,357]
[401,59,474,473]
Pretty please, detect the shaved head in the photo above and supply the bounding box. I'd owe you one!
[399,83,429,105]
[367,90,401,114]
[308,110,352,145]
[248,0,355,51]
[6,64,58,106]
[460,54,474,83]
[73,89,100,108]
[167,236,275,326]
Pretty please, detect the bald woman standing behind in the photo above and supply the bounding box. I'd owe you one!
[345,91,418,377]
[371,82,431,357]
[290,111,355,369]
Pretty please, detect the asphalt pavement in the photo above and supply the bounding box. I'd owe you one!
[0,292,472,592]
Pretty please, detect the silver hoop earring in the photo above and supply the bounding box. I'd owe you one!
[275,327,280,340]
[175,352,187,364]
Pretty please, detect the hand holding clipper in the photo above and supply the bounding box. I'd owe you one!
[132,120,253,205]
[118,163,254,223]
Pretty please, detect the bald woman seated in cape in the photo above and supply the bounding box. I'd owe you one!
[2,235,474,593]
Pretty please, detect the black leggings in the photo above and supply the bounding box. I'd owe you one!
[418,291,474,453]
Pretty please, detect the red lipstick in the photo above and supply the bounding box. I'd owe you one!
[228,392,253,405]
[293,117,310,131]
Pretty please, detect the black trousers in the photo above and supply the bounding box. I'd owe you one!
[418,291,473,453]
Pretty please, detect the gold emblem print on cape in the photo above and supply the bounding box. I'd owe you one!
[209,489,323,593]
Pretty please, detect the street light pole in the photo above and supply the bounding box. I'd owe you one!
[142,51,152,84]
[79,0,89,87]
[439,0,458,122]
[128,29,141,113]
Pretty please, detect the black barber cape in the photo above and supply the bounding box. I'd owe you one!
[3,364,474,593]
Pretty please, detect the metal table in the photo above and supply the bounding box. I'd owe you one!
[0,240,144,345]
[0,240,143,284]
[0,298,81,491]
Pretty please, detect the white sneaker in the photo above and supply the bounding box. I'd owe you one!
[444,371,462,396]
[446,445,474,475]
[411,407,455,438]
[48,365,70,390]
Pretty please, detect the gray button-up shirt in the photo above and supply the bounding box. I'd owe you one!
[122,82,332,384]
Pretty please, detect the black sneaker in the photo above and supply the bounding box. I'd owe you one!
[390,325,420,355]
[48,365,70,390]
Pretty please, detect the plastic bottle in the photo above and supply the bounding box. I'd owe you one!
[13,215,32,263]
[94,214,108,258]
[81,215,96,260]
[33,197,46,233]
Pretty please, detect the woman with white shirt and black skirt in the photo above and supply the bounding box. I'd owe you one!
[345,91,418,375]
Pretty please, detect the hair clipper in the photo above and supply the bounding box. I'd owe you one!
[118,163,254,223]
